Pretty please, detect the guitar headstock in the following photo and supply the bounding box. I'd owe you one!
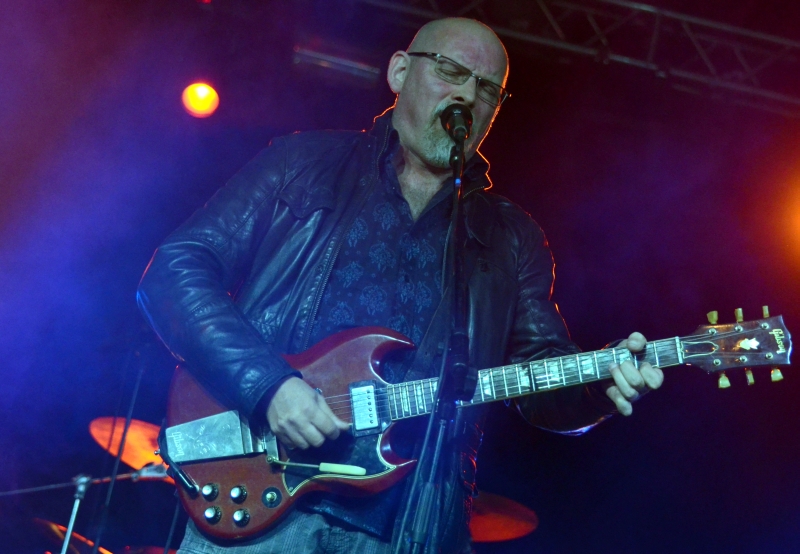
[685,307,791,387]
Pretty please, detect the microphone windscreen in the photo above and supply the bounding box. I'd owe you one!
[440,104,473,141]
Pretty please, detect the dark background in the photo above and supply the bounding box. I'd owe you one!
[1,1,799,552]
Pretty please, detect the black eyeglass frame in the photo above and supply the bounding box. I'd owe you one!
[406,52,510,107]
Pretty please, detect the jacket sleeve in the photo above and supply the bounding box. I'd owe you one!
[137,140,301,419]
[507,214,617,434]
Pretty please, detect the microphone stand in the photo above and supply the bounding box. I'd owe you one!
[395,124,477,554]
[61,474,91,554]
[0,465,169,553]
[441,132,475,405]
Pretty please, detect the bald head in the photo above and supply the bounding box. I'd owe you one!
[408,18,509,85]
[385,18,510,171]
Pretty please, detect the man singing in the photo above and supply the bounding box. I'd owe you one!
[138,17,663,554]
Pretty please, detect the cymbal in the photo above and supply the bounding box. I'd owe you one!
[469,491,538,543]
[89,417,163,471]
[33,518,112,554]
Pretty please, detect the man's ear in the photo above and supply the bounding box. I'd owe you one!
[387,51,409,94]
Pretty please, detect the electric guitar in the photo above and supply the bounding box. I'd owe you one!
[160,310,791,540]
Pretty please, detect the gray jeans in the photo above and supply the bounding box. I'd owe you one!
[178,510,391,554]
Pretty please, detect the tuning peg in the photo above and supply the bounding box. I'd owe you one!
[735,308,743,323]
[745,369,754,385]
[718,372,731,389]
[763,306,770,318]
[707,311,719,325]
[771,368,784,382]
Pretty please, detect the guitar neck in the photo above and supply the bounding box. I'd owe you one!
[385,337,685,421]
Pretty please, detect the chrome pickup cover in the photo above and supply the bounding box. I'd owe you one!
[351,385,378,432]
[349,381,390,438]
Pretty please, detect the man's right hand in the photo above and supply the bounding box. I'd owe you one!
[266,377,350,450]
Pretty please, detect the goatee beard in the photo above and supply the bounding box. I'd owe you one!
[420,119,457,169]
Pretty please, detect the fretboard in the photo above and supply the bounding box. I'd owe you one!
[385,337,684,420]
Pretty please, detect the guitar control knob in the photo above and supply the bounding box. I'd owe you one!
[262,487,282,508]
[232,509,250,526]
[230,485,247,503]
[203,506,221,524]
[201,483,219,501]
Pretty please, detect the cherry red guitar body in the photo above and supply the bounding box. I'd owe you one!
[166,327,418,540]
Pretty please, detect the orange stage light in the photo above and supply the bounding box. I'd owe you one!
[789,184,800,253]
[182,82,219,118]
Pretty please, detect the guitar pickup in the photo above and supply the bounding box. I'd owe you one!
[164,410,265,464]
[349,381,389,437]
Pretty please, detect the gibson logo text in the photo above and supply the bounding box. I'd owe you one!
[770,328,787,354]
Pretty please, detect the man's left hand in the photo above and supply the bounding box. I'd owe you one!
[605,332,664,416]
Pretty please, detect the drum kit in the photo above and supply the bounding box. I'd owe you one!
[6,417,538,552]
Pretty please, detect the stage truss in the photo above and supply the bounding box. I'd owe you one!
[355,0,800,117]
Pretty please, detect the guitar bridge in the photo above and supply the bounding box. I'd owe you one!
[349,381,390,437]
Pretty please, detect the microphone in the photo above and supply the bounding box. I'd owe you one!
[439,104,473,142]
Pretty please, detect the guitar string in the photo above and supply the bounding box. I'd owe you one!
[326,324,741,406]
[320,339,678,404]
[318,326,768,409]
[326,360,650,419]
[321,325,752,407]
[320,329,761,417]
[321,338,685,407]
[321,341,686,414]
[332,347,686,418]
[328,324,752,410]
[327,353,688,414]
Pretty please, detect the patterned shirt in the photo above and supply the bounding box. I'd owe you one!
[309,134,453,384]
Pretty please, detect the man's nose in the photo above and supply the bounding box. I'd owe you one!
[451,77,478,106]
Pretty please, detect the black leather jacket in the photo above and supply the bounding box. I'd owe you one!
[137,110,614,546]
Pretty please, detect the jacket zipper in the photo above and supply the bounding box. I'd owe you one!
[301,125,392,351]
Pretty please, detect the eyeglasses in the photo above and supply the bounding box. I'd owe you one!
[407,52,510,107]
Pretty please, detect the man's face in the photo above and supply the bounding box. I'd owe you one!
[390,27,508,170]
